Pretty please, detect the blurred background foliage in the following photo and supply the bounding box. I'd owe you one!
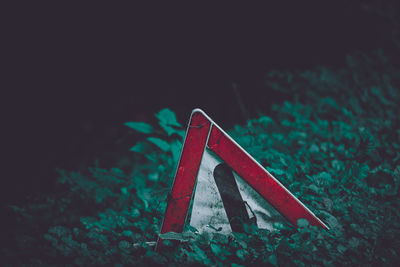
[3,0,400,266]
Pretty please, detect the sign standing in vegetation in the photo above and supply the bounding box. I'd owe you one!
[157,109,328,249]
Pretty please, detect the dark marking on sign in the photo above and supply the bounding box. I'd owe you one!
[213,163,254,232]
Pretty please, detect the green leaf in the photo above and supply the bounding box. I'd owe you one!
[267,254,278,266]
[122,230,132,237]
[297,218,310,228]
[148,172,159,182]
[359,163,370,180]
[320,211,339,229]
[308,184,320,194]
[210,243,222,256]
[236,249,247,261]
[170,139,182,165]
[318,172,332,181]
[337,244,347,254]
[132,208,140,218]
[155,108,181,127]
[191,244,208,262]
[146,137,170,151]
[124,122,153,134]
[258,116,273,125]
[269,168,285,176]
[121,187,128,195]
[130,142,147,153]
[156,108,183,136]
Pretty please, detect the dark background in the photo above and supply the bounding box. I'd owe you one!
[3,1,399,205]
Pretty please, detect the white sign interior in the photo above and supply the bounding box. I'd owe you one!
[189,148,286,237]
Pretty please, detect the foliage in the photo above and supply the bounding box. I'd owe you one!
[3,51,400,266]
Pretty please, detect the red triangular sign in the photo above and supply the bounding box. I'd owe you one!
[157,109,328,249]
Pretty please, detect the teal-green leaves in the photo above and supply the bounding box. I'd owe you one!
[7,50,400,266]
[129,141,150,153]
[156,108,185,137]
[156,108,181,127]
[146,137,170,151]
[124,122,153,134]
[297,218,310,228]
[126,109,184,171]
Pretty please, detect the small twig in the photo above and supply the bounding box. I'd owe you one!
[232,82,249,122]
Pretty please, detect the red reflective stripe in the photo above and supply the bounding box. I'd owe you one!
[156,111,211,250]
[207,126,328,230]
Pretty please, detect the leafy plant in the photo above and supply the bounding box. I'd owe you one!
[125,108,185,176]
[3,51,400,266]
